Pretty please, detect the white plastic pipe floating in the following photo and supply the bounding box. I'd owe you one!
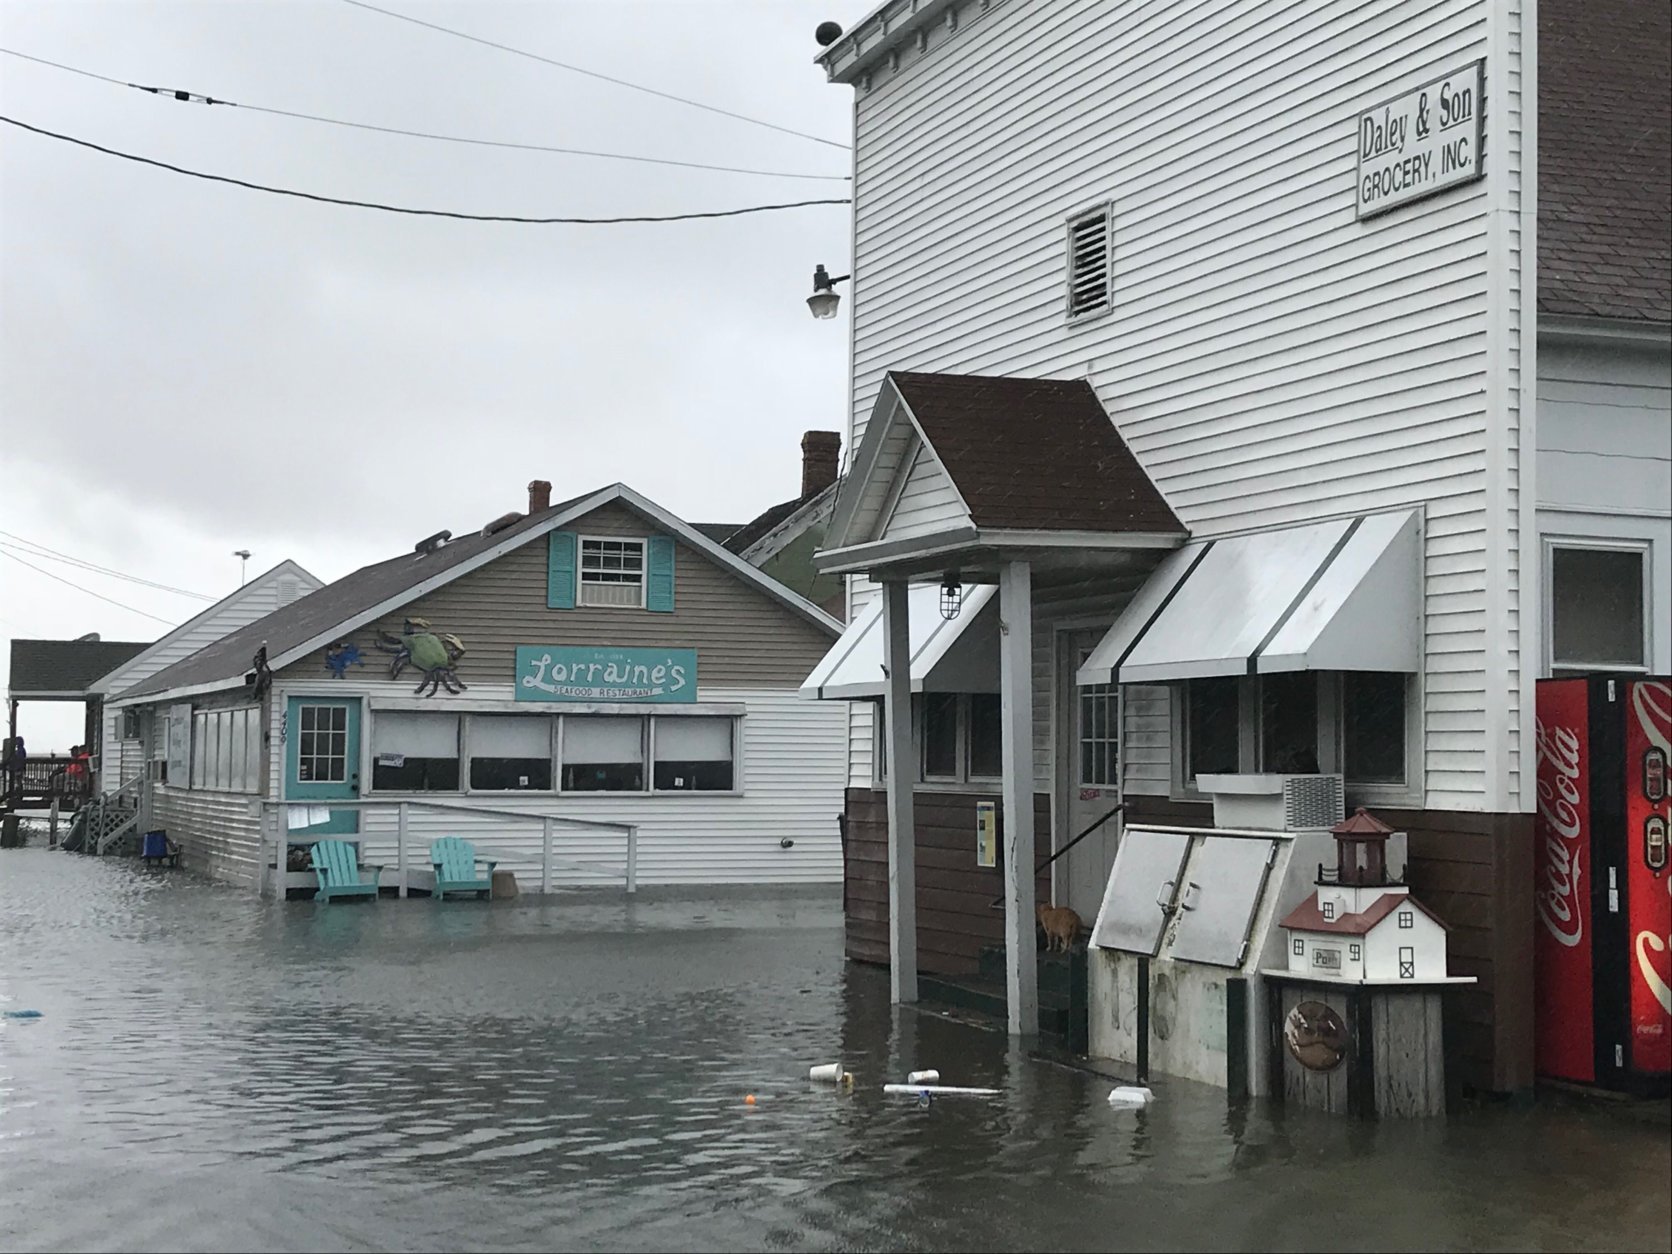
[906,1069,940,1084]
[808,1063,843,1082]
[883,1084,1001,1097]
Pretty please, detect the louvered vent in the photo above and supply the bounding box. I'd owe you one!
[276,577,301,607]
[1066,205,1111,317]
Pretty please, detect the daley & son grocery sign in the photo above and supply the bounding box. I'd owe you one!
[1356,61,1484,219]
[515,646,697,703]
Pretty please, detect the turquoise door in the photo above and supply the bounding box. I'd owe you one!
[285,698,361,836]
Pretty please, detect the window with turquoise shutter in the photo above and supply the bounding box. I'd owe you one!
[646,535,675,613]
[548,531,577,609]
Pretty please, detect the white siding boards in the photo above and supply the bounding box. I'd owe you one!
[841,0,1530,812]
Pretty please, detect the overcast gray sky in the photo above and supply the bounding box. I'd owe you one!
[1,0,858,749]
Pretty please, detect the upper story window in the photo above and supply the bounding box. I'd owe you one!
[1549,542,1649,673]
[579,537,646,608]
[1066,204,1112,320]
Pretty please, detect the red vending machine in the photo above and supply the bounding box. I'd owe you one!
[1535,676,1671,1093]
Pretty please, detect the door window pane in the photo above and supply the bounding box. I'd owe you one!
[1551,546,1646,669]
[1079,674,1118,787]
[922,693,958,778]
[653,717,735,791]
[468,716,552,790]
[967,694,1002,779]
[563,717,644,791]
[1187,678,1240,781]
[372,712,458,791]
[1343,672,1407,785]
[297,704,350,784]
[1260,672,1320,773]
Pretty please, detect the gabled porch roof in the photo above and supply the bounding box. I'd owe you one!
[816,372,1186,583]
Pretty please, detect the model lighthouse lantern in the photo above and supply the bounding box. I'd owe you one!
[1280,808,1449,982]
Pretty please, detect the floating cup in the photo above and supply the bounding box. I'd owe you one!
[906,1069,939,1084]
[808,1062,844,1082]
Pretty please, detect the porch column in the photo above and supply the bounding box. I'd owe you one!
[999,559,1038,1036]
[882,578,918,1004]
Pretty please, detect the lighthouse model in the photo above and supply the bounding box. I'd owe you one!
[1280,808,1449,982]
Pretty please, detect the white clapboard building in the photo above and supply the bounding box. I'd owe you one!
[800,0,1669,1094]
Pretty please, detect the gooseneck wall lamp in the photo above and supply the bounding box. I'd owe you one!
[808,264,852,320]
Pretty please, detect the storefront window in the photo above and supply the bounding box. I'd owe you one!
[1187,677,1240,781]
[653,718,734,791]
[922,693,959,778]
[372,712,459,791]
[1343,672,1406,785]
[1551,545,1646,671]
[469,715,552,791]
[1260,672,1319,773]
[563,716,644,791]
[967,694,1002,779]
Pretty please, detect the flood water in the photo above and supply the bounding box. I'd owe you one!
[1,846,1667,1253]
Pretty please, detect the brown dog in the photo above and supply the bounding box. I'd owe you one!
[1036,903,1083,953]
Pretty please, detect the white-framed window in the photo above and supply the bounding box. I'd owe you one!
[296,703,350,784]
[121,707,142,741]
[1547,540,1650,673]
[883,693,1004,789]
[1079,679,1118,787]
[371,711,459,792]
[1178,671,1417,802]
[563,716,645,791]
[190,706,261,794]
[652,717,735,792]
[579,537,646,608]
[1065,202,1112,319]
[468,715,552,791]
[967,694,1002,781]
[922,693,960,780]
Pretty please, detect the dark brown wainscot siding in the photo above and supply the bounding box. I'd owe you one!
[844,788,1051,977]
[286,502,834,689]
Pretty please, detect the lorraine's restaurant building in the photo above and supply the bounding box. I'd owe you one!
[803,0,1670,1096]
[110,481,847,895]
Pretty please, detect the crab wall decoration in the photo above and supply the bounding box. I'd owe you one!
[376,618,467,696]
[324,641,363,679]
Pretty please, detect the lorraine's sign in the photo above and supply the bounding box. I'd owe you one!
[1356,61,1484,219]
[515,646,697,703]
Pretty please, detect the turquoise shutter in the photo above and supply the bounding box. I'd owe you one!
[547,530,576,609]
[646,535,675,613]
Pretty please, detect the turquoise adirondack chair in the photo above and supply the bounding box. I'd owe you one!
[310,839,383,902]
[430,836,496,901]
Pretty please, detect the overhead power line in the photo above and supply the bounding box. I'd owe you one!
[0,48,848,182]
[337,0,848,152]
[0,532,213,600]
[0,115,851,223]
[0,550,176,625]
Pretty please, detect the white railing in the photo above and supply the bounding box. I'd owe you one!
[92,775,146,855]
[256,799,638,900]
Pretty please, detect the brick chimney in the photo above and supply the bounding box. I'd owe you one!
[528,479,553,514]
[800,431,841,499]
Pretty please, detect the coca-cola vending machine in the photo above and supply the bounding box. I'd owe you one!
[1535,676,1671,1093]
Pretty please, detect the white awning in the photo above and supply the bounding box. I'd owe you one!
[800,584,998,699]
[1078,510,1420,685]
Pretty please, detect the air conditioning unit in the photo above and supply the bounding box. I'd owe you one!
[1197,773,1346,831]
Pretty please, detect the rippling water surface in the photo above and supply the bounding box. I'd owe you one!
[1,848,1667,1253]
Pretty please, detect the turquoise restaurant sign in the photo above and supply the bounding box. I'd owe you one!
[515,646,697,703]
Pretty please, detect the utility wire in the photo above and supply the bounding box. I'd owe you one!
[0,48,849,182]
[338,0,848,151]
[0,550,177,625]
[0,115,850,222]
[0,533,213,600]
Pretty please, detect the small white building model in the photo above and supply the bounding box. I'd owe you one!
[1280,808,1449,982]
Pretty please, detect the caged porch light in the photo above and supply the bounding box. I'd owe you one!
[939,574,963,620]
[807,264,851,319]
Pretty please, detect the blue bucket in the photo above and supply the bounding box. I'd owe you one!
[141,831,168,859]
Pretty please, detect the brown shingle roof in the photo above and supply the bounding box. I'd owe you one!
[1281,891,1449,936]
[1540,0,1671,323]
[8,639,151,697]
[889,372,1183,534]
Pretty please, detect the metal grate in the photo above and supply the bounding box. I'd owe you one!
[1283,774,1345,830]
[1066,206,1111,318]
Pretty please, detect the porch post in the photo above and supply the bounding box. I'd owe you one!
[999,559,1038,1036]
[882,578,918,1004]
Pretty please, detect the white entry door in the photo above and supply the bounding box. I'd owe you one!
[1058,630,1123,922]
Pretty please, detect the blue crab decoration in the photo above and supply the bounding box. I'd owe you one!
[376,617,467,696]
[324,641,363,679]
